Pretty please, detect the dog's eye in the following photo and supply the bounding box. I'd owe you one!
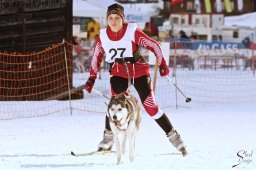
[118,108,122,111]
[111,108,114,111]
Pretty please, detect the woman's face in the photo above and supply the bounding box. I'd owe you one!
[107,14,123,32]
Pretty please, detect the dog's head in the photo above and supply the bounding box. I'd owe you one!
[108,94,129,127]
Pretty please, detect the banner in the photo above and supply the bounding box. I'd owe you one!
[216,0,222,13]
[170,0,183,5]
[195,0,201,13]
[224,0,232,13]
[237,0,243,11]
[192,42,244,50]
[204,0,212,13]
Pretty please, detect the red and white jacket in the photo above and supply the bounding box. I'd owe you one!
[88,23,167,79]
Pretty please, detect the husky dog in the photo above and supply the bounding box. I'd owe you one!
[108,92,142,165]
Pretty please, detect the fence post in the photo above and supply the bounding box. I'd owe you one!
[173,40,178,109]
[63,39,73,115]
[252,33,255,76]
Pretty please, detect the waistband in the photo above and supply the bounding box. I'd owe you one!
[115,57,135,63]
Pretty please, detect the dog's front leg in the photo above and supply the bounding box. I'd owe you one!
[114,135,122,165]
[127,121,136,162]
[110,124,122,165]
[121,133,127,155]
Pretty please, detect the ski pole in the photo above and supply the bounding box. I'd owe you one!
[92,88,110,100]
[165,76,192,103]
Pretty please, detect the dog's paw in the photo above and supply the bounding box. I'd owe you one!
[180,147,187,157]
[116,159,123,165]
[129,153,135,162]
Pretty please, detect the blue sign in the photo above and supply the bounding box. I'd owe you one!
[192,42,244,50]
[126,14,148,23]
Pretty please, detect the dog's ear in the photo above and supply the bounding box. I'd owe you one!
[120,94,126,101]
[108,97,114,110]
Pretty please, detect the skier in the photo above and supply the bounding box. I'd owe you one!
[84,3,187,156]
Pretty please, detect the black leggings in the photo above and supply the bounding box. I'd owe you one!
[110,75,152,103]
[109,75,173,134]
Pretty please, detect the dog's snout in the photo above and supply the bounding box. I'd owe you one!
[113,115,117,120]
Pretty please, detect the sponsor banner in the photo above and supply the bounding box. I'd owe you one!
[216,0,222,12]
[192,42,244,50]
[204,0,212,13]
[224,0,232,13]
[169,41,244,50]
[195,0,201,13]
[237,0,244,11]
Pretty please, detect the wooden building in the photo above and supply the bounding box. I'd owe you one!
[0,0,72,52]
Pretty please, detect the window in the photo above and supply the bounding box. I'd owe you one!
[186,1,193,10]
[233,31,239,38]
[171,17,179,24]
[181,18,186,24]
[212,35,223,42]
[219,35,223,41]
[198,35,208,41]
[195,18,200,24]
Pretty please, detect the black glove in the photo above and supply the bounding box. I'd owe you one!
[84,77,95,93]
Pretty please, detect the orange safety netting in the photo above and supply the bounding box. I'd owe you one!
[0,41,83,101]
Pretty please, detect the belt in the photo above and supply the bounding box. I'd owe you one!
[115,57,135,63]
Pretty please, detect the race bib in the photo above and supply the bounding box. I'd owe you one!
[100,23,137,63]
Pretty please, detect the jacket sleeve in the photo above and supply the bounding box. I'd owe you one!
[134,28,167,66]
[89,37,105,79]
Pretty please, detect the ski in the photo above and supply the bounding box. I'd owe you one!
[156,153,183,156]
[135,152,183,157]
[70,150,115,157]
[71,150,184,157]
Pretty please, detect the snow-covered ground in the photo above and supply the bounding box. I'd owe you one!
[0,102,255,170]
[0,69,255,170]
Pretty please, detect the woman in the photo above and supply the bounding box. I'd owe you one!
[84,3,187,156]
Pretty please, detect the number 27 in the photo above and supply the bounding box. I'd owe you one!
[109,48,126,60]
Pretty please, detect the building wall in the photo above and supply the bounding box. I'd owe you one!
[170,0,256,16]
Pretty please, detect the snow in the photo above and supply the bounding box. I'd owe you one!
[1,69,256,170]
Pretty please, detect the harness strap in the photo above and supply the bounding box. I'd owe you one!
[122,60,132,91]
